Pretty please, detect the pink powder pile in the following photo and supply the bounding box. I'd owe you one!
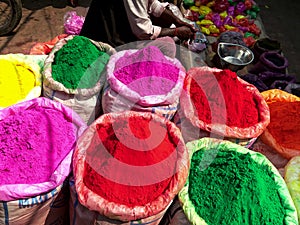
[113,46,180,97]
[0,106,76,185]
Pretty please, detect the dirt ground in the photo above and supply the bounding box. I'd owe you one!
[0,0,90,54]
[0,0,299,81]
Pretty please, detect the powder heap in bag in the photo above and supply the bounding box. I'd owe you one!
[113,46,180,97]
[189,69,259,127]
[188,148,286,225]
[0,59,36,108]
[0,105,76,185]
[51,35,110,89]
[83,115,179,207]
[267,101,300,149]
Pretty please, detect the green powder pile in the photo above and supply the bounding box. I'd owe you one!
[51,35,110,89]
[189,149,286,225]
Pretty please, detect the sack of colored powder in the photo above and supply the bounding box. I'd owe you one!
[29,34,69,55]
[285,156,300,220]
[178,66,270,140]
[72,111,189,223]
[178,137,298,225]
[43,35,116,125]
[250,137,289,170]
[0,183,65,225]
[102,82,179,120]
[260,89,300,159]
[106,46,186,107]
[173,111,257,148]
[0,54,43,109]
[0,97,86,201]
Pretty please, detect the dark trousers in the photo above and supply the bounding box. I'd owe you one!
[80,0,136,47]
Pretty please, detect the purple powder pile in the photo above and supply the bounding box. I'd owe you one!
[113,46,180,97]
[0,106,76,185]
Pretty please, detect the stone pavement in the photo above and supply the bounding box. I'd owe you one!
[258,0,300,81]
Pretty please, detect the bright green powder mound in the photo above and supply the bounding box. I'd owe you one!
[189,149,286,225]
[51,35,110,89]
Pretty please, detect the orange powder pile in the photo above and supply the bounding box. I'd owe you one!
[267,101,300,149]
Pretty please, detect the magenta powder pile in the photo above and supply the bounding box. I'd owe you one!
[113,46,180,97]
[0,106,76,185]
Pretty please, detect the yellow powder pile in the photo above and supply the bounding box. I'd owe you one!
[0,59,36,108]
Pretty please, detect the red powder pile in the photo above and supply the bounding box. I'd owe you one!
[188,69,259,127]
[113,46,179,97]
[83,116,179,207]
[0,106,76,185]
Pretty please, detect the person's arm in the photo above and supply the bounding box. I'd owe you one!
[123,0,196,41]
[123,0,164,40]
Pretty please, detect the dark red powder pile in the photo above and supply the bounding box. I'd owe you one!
[188,69,259,128]
[83,115,179,207]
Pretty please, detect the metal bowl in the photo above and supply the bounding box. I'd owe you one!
[217,42,254,72]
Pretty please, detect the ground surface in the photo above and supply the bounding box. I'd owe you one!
[0,0,299,81]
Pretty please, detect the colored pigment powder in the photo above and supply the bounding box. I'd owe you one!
[0,59,36,108]
[267,101,300,149]
[83,116,179,206]
[189,69,259,127]
[188,149,286,224]
[113,46,179,96]
[0,106,76,185]
[51,35,110,89]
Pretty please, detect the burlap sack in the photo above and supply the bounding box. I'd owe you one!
[42,35,116,125]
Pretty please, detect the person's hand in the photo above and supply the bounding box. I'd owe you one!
[175,20,198,33]
[174,26,196,42]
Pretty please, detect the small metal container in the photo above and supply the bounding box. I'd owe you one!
[217,42,254,72]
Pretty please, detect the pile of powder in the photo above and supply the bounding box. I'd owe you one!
[83,115,179,207]
[113,46,179,97]
[267,101,300,150]
[0,59,36,108]
[51,35,110,89]
[0,106,76,185]
[188,148,286,225]
[189,69,259,127]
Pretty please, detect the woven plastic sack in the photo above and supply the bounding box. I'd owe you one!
[0,184,64,225]
[29,34,69,55]
[260,89,300,159]
[178,137,298,225]
[178,66,270,139]
[73,111,189,222]
[0,97,86,201]
[0,54,43,109]
[69,178,171,225]
[285,156,300,220]
[43,35,116,125]
[106,48,186,107]
[173,111,257,147]
[102,82,179,120]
